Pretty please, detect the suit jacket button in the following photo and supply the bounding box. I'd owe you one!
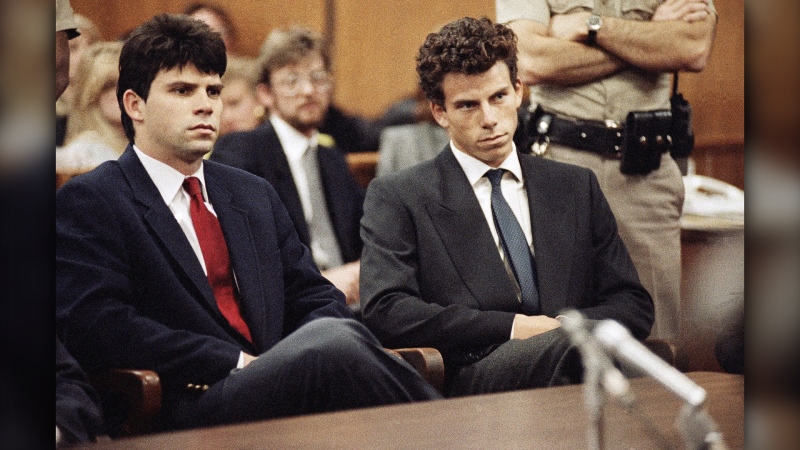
[202,385,209,391]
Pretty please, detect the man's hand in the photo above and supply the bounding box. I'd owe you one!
[321,260,360,307]
[652,0,711,23]
[549,12,592,43]
[512,314,562,340]
[242,353,258,367]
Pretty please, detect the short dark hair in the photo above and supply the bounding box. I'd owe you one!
[416,17,518,108]
[117,14,227,143]
[256,26,329,86]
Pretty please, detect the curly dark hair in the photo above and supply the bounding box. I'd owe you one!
[416,17,517,108]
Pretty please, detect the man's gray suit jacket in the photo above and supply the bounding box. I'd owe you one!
[360,147,654,366]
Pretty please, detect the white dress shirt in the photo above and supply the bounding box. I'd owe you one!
[270,115,338,269]
[270,115,317,222]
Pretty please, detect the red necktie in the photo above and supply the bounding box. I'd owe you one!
[183,177,253,343]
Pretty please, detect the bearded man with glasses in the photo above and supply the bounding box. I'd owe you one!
[212,26,364,310]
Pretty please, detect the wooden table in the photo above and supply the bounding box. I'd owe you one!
[81,372,743,449]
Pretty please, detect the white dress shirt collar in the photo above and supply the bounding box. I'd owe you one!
[270,115,319,161]
[449,140,523,186]
[132,145,207,203]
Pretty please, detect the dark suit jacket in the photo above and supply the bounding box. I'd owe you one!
[56,146,351,408]
[210,122,364,264]
[360,147,654,365]
[56,337,103,444]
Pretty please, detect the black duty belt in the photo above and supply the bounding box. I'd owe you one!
[526,106,625,158]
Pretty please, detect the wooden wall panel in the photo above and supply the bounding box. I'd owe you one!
[680,0,745,145]
[69,0,327,56]
[330,0,494,118]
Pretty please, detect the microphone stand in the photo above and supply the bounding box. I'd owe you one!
[592,318,728,450]
[561,310,635,450]
[677,404,728,450]
[582,339,605,450]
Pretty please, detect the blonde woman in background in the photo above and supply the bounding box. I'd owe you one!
[219,55,265,137]
[57,41,126,175]
[56,14,102,146]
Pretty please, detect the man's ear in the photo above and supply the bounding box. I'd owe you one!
[256,83,275,111]
[122,89,145,123]
[513,77,524,109]
[431,101,449,129]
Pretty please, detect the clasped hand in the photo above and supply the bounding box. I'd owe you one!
[512,314,562,340]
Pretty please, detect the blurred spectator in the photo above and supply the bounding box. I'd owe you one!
[190,1,384,153]
[184,1,238,54]
[1,1,85,445]
[57,41,125,176]
[749,0,800,389]
[56,14,102,147]
[319,103,382,153]
[377,94,417,129]
[211,25,364,307]
[376,88,448,177]
[219,55,265,137]
[54,2,106,447]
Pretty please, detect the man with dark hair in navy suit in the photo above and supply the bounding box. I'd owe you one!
[56,13,439,432]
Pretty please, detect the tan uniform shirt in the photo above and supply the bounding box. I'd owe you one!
[497,0,716,123]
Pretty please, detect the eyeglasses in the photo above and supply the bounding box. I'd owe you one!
[273,70,332,95]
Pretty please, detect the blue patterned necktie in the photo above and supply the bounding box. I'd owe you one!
[485,169,540,315]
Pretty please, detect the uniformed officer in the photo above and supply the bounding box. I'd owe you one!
[496,0,718,341]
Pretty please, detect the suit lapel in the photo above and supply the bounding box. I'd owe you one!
[118,147,217,313]
[204,164,266,349]
[264,124,310,246]
[427,149,521,311]
[522,155,575,313]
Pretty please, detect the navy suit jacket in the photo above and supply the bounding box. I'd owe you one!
[56,146,351,401]
[360,147,654,365]
[210,122,364,264]
[56,337,103,443]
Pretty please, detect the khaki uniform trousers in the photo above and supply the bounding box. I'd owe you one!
[546,144,684,341]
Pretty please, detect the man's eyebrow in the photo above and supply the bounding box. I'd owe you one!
[166,81,196,89]
[452,98,478,106]
[493,85,510,96]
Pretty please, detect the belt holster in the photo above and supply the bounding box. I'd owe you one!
[620,109,672,175]
[525,106,674,176]
[525,106,624,158]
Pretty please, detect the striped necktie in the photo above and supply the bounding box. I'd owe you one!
[485,169,540,315]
